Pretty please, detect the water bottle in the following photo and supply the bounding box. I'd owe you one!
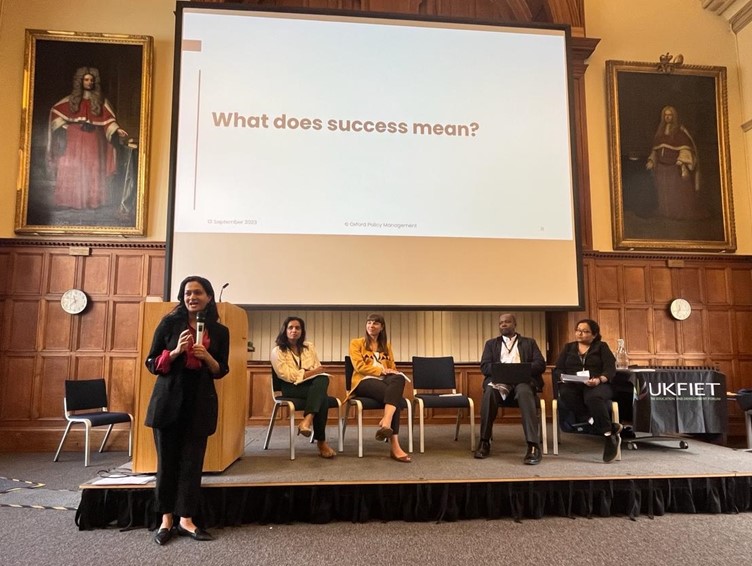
[615,338,629,370]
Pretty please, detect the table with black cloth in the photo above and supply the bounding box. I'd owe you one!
[629,368,727,439]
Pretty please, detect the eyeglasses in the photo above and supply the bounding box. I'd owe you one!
[575,329,592,334]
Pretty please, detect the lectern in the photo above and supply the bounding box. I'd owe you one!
[132,301,248,473]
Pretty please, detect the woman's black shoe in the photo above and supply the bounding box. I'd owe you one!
[176,524,214,541]
[603,423,623,463]
[154,527,174,545]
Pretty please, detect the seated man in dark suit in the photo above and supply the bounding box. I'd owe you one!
[476,313,546,464]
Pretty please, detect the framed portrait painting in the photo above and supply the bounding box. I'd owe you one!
[606,60,736,251]
[15,30,153,235]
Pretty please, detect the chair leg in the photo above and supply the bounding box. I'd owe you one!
[612,401,621,461]
[417,399,425,454]
[53,421,73,462]
[746,410,752,450]
[406,401,413,454]
[99,424,115,453]
[468,399,475,451]
[263,404,281,450]
[540,399,548,455]
[83,420,92,467]
[454,410,461,442]
[337,403,344,453]
[340,404,350,452]
[288,402,296,461]
[127,415,134,458]
[552,399,559,456]
[355,401,364,458]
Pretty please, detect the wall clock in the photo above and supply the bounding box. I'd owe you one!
[669,298,691,321]
[61,288,88,315]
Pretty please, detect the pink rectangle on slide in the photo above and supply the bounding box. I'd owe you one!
[182,39,202,52]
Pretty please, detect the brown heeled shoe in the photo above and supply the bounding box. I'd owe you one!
[390,452,411,463]
[297,424,312,437]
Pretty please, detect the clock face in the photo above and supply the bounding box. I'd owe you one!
[61,289,88,315]
[670,298,691,321]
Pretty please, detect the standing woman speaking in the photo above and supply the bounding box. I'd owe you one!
[144,276,229,545]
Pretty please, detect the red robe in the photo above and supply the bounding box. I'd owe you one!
[48,96,119,209]
[648,126,704,220]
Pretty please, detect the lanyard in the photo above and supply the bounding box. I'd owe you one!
[502,335,518,355]
[578,346,590,370]
[291,350,302,369]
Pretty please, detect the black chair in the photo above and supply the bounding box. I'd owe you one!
[411,356,474,453]
[262,368,342,460]
[342,356,413,457]
[53,378,133,467]
[551,370,620,460]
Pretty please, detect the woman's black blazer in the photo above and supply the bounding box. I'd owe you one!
[144,314,230,436]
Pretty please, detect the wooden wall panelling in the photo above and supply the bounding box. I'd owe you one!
[362,0,422,13]
[1,356,35,421]
[736,311,752,355]
[48,253,76,293]
[37,356,69,420]
[624,307,651,356]
[78,301,108,351]
[648,265,673,304]
[147,254,165,297]
[731,268,752,305]
[42,298,72,350]
[680,313,705,356]
[81,253,112,296]
[11,251,44,295]
[0,240,166,451]
[705,267,730,303]
[0,252,10,294]
[707,309,734,355]
[623,266,648,303]
[677,266,703,303]
[9,300,39,351]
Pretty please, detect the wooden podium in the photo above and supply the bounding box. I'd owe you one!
[132,302,248,473]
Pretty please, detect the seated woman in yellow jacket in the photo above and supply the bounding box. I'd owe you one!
[348,313,411,463]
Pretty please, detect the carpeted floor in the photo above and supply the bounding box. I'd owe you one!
[0,475,79,510]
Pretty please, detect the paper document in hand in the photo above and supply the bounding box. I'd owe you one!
[560,373,590,383]
[297,372,330,384]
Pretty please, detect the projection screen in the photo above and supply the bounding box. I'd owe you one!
[167,4,583,308]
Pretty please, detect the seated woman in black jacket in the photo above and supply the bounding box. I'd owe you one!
[554,318,622,463]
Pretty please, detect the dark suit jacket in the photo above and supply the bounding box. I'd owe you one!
[144,313,230,437]
[480,335,546,390]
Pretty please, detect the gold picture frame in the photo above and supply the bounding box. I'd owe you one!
[606,60,735,251]
[15,30,152,235]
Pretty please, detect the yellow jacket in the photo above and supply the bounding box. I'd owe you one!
[348,337,396,393]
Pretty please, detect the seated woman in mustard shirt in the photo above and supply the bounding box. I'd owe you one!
[348,313,410,463]
[271,316,336,458]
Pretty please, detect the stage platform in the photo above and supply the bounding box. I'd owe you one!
[75,424,752,529]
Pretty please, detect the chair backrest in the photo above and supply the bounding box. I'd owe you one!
[344,356,354,391]
[64,379,108,412]
[411,356,456,391]
[270,367,285,395]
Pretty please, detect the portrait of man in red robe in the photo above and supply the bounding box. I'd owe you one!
[645,105,705,221]
[47,66,128,210]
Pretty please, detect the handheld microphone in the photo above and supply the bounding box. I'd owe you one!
[196,311,206,344]
[219,283,229,302]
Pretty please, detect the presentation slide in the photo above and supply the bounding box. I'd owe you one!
[169,6,582,308]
